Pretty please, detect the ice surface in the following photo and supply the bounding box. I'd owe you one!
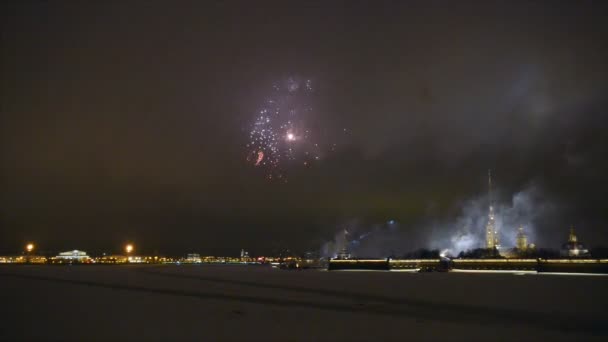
[1,265,606,341]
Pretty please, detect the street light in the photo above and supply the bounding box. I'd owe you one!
[25,243,35,264]
[125,244,133,263]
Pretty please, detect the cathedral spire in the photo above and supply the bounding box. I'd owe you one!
[488,169,492,203]
[486,169,499,249]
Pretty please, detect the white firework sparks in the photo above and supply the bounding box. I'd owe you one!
[246,77,324,179]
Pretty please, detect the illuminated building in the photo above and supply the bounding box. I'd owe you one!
[186,253,202,263]
[240,249,249,259]
[560,226,590,257]
[485,170,500,249]
[0,256,26,263]
[515,225,528,250]
[336,246,351,259]
[27,256,47,264]
[55,250,91,262]
[96,255,128,264]
[0,255,47,264]
[334,228,352,259]
[127,256,145,263]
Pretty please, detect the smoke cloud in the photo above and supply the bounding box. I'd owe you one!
[428,184,557,255]
[320,219,403,258]
[321,184,559,258]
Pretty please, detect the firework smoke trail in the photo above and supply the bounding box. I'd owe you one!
[246,77,328,180]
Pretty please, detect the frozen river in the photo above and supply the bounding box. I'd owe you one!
[1,264,606,341]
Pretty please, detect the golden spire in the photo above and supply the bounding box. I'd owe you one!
[486,169,498,249]
[488,169,493,210]
[568,225,577,243]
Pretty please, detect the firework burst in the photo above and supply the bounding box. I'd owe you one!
[246,77,329,180]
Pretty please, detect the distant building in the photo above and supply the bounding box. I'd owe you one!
[335,228,352,259]
[336,246,351,259]
[96,255,128,264]
[186,253,202,263]
[55,250,91,262]
[0,255,47,264]
[560,226,590,257]
[516,225,528,250]
[0,256,26,263]
[240,249,249,259]
[304,251,320,260]
[95,255,163,264]
[27,255,47,264]
[127,256,146,263]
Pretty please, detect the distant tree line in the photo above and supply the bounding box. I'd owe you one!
[455,248,564,259]
[457,248,504,259]
[399,246,608,260]
[514,248,560,259]
[402,249,440,259]
[591,247,608,258]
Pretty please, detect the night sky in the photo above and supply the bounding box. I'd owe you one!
[2,1,607,256]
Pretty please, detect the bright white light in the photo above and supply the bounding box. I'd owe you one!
[287,133,295,141]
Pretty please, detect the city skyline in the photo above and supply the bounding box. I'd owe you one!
[0,222,597,259]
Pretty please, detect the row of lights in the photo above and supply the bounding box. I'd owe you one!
[24,243,135,255]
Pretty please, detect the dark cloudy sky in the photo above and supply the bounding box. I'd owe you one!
[1,0,607,255]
